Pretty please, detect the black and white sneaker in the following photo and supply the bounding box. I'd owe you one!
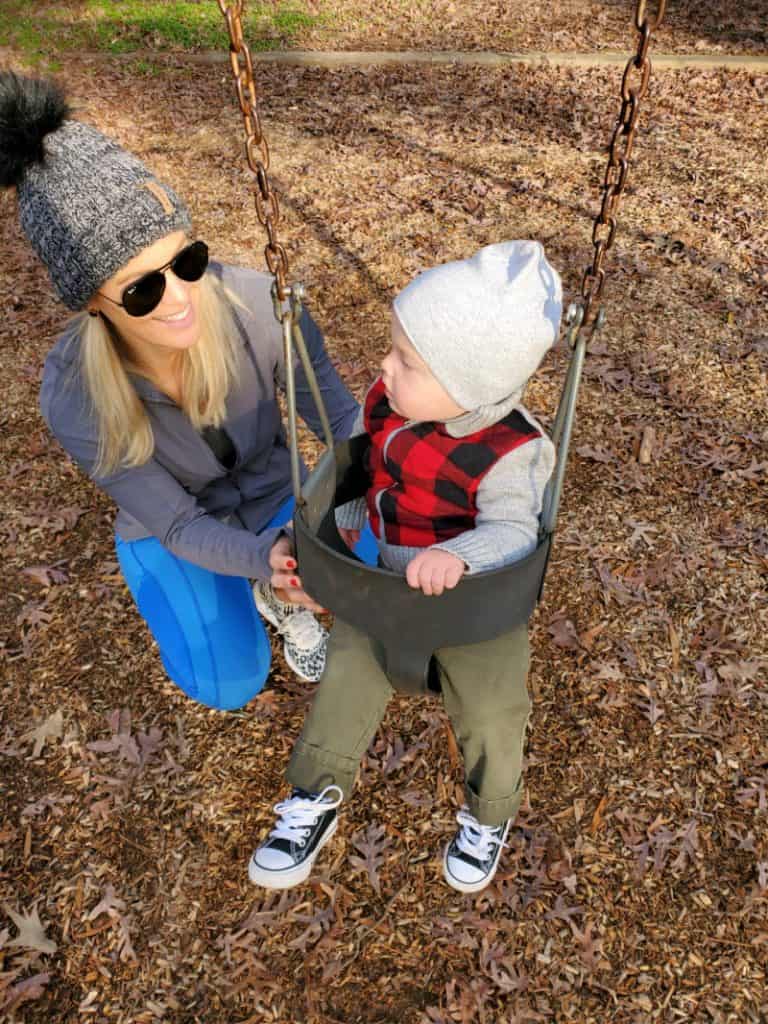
[443,809,511,893]
[248,786,343,889]
[253,580,328,682]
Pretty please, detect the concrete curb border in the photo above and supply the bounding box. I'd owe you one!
[38,48,768,73]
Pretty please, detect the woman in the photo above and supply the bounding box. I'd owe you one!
[2,72,373,710]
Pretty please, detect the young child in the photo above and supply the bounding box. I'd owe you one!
[249,240,562,893]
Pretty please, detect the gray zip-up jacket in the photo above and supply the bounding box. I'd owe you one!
[40,264,358,581]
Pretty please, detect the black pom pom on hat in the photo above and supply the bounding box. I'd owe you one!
[0,72,70,188]
[7,72,191,310]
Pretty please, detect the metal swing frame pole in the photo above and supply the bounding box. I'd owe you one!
[273,284,335,508]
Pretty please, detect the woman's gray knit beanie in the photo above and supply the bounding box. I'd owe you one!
[0,72,191,310]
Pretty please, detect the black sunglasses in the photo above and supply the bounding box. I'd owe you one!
[99,240,209,318]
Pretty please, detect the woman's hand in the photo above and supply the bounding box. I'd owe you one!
[405,549,466,596]
[338,527,361,550]
[268,535,325,613]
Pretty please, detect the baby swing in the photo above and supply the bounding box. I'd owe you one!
[216,0,666,694]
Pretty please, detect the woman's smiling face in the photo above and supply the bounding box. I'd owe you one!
[88,231,203,354]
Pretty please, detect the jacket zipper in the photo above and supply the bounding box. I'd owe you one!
[373,420,418,542]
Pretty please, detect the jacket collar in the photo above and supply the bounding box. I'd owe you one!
[127,372,176,404]
[444,387,525,437]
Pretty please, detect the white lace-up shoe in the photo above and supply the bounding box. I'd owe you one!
[249,786,343,889]
[253,580,328,682]
[443,809,511,893]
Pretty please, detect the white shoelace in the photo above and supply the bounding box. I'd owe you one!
[277,609,325,650]
[455,810,508,861]
[269,786,343,846]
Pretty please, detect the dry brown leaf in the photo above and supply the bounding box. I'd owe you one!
[3,905,57,955]
[589,796,609,836]
[19,710,63,759]
[0,972,51,1014]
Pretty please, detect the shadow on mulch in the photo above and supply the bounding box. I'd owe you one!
[600,0,768,47]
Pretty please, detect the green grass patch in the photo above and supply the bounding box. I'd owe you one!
[0,1,319,62]
[131,56,163,75]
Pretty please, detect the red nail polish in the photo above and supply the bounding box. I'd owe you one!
[286,559,296,569]
[290,577,299,587]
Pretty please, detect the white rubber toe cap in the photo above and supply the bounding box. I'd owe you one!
[252,846,298,871]
[445,854,485,886]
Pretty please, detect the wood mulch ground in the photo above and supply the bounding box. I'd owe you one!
[298,0,767,56]
[1,19,767,1024]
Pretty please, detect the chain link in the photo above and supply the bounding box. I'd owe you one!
[635,0,666,32]
[217,0,290,300]
[580,0,666,324]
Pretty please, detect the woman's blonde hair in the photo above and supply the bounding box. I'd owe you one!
[76,273,242,476]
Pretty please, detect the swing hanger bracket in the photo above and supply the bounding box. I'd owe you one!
[270,279,306,326]
[562,303,606,351]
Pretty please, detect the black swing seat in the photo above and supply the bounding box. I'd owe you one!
[293,433,552,696]
[288,301,588,697]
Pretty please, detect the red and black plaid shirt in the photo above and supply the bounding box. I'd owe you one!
[364,377,540,548]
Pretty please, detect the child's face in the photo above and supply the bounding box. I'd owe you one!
[381,313,465,422]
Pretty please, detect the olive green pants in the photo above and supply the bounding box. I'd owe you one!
[287,618,531,826]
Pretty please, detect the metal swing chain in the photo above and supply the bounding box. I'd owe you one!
[580,0,667,326]
[218,0,338,505]
[217,0,290,301]
[542,0,666,536]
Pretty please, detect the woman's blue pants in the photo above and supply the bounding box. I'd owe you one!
[115,499,378,711]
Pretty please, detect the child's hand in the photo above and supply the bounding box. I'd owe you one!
[405,549,466,596]
[338,527,361,550]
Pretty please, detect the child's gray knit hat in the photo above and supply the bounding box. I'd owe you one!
[393,240,563,410]
[0,72,191,310]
